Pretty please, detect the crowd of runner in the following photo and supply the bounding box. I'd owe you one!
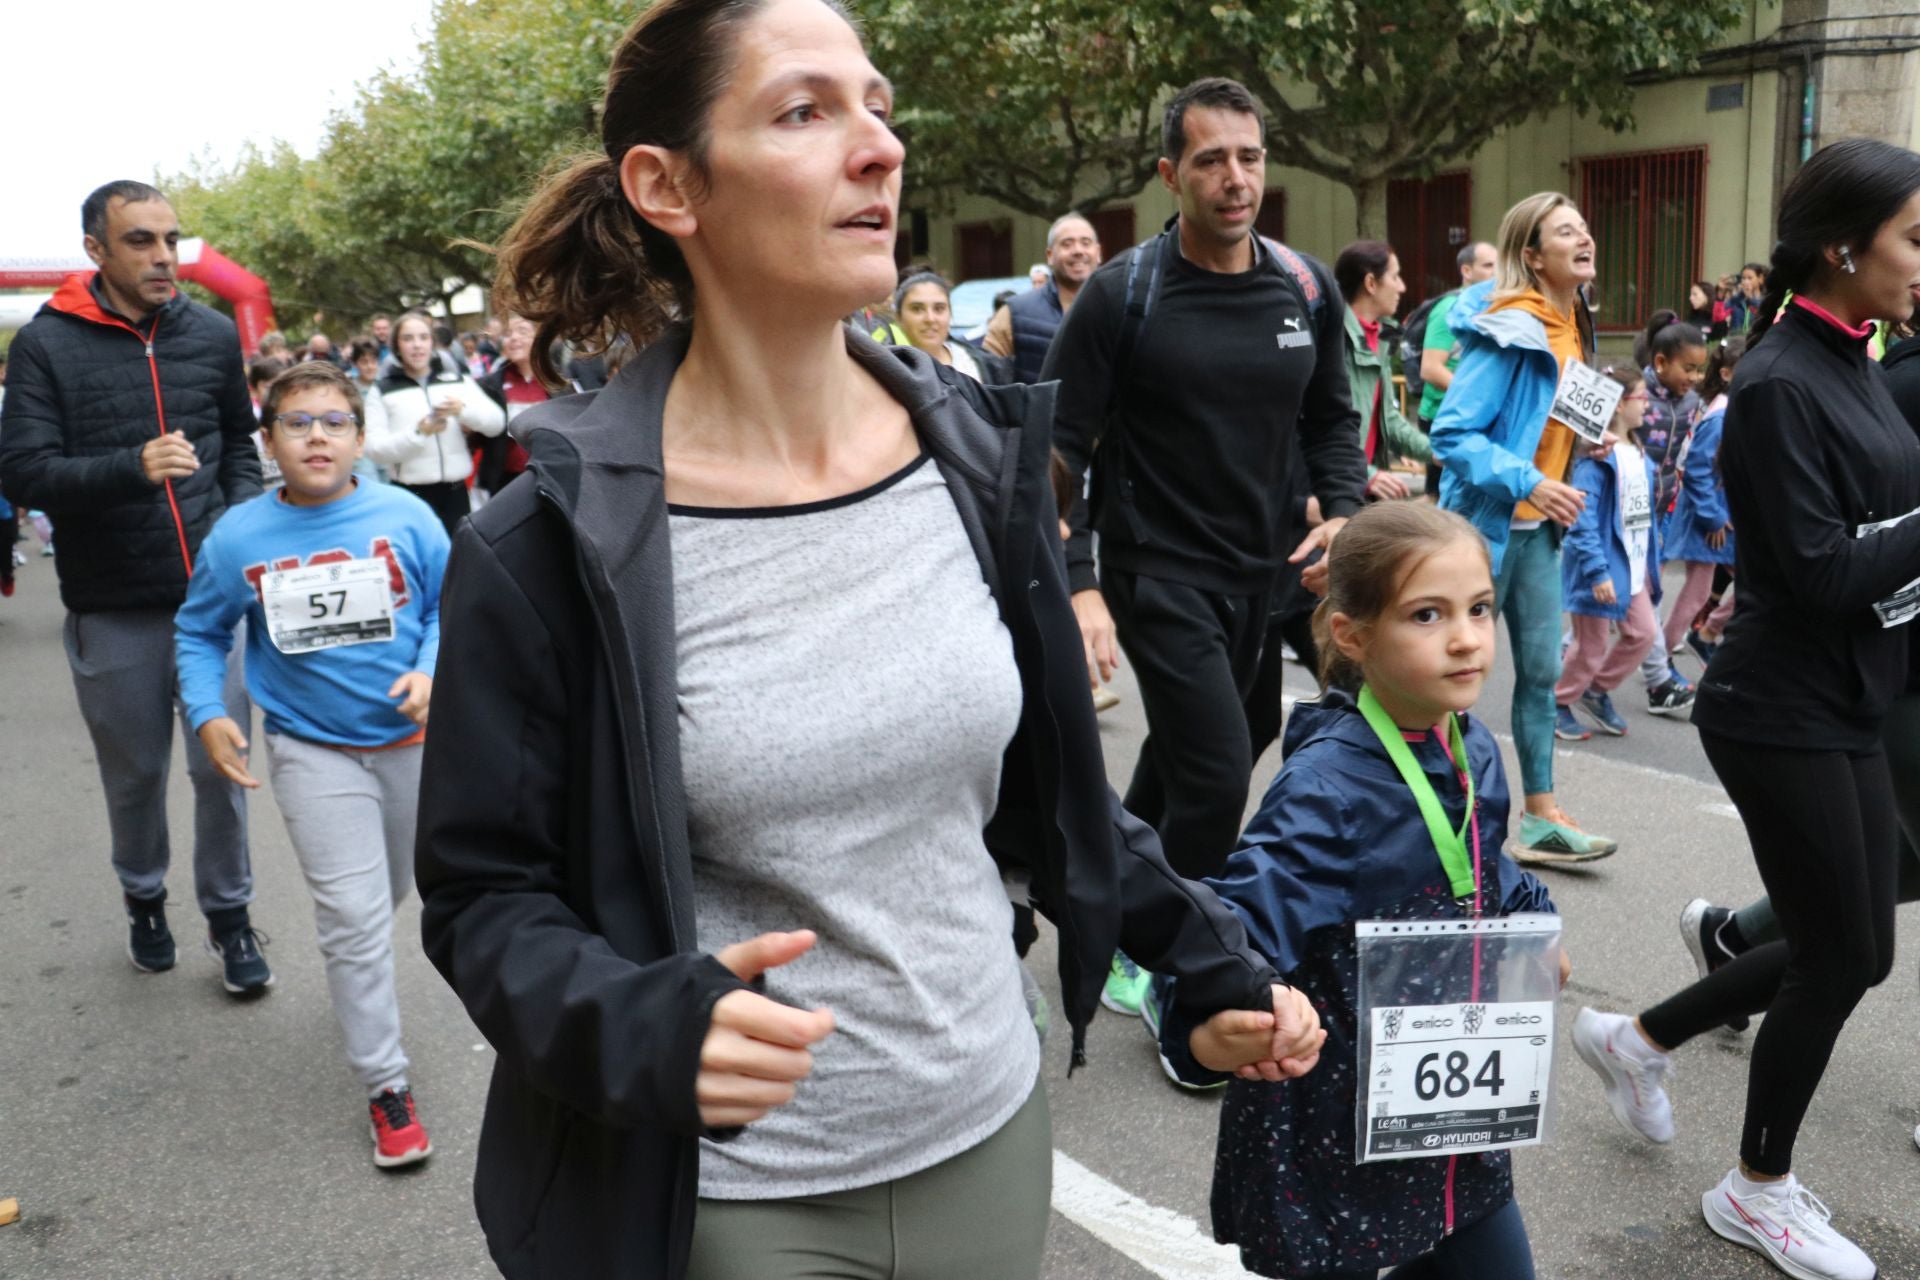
[2,0,1919,1277]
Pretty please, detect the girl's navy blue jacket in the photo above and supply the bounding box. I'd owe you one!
[1158,689,1555,1278]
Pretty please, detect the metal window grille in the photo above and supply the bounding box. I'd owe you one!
[1580,147,1707,333]
[1387,172,1473,315]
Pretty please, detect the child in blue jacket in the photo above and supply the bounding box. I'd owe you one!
[1659,337,1744,668]
[1555,365,1664,740]
[1156,501,1563,1279]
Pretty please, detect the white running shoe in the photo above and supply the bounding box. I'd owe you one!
[1571,1007,1674,1143]
[1702,1169,1876,1280]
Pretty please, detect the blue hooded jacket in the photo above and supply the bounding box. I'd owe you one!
[1663,404,1735,566]
[1429,280,1567,575]
[1563,445,1663,619]
[1157,690,1555,1278]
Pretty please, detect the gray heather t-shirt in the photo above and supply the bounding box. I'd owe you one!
[671,455,1040,1199]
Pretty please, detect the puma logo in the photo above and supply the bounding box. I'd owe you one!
[1283,317,1303,331]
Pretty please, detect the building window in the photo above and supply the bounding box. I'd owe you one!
[1581,147,1707,333]
[1084,206,1137,255]
[954,220,1013,282]
[1255,188,1287,243]
[1387,172,1473,315]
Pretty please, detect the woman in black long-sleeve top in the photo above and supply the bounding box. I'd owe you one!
[1569,139,1920,1280]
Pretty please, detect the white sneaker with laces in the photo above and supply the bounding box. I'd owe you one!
[1701,1169,1876,1280]
[1571,1007,1674,1143]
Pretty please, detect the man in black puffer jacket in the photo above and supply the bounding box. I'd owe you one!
[0,180,270,994]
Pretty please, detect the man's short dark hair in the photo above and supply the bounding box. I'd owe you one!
[1162,77,1264,166]
[260,361,366,431]
[82,181,168,242]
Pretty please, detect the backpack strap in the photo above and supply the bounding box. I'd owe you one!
[1260,237,1326,326]
[1108,228,1170,417]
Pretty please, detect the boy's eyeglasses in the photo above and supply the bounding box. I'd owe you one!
[271,411,360,438]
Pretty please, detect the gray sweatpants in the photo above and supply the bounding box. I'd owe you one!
[63,607,252,915]
[265,732,419,1093]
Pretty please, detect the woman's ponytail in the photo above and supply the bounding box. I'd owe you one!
[490,154,689,388]
[1744,242,1809,351]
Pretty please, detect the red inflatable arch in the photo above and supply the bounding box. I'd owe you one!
[0,239,276,351]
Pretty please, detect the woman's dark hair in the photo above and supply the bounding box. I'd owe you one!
[1310,501,1490,692]
[1048,447,1074,521]
[490,0,850,385]
[1333,240,1395,305]
[1749,138,1920,348]
[1701,334,1747,402]
[892,270,950,313]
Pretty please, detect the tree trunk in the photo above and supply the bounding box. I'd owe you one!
[1352,174,1391,241]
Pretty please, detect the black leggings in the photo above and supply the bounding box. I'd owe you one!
[1246,608,1319,764]
[1639,732,1899,1175]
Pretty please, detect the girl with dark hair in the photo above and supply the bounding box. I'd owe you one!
[412,1,1323,1276]
[1658,335,1744,669]
[1335,240,1430,500]
[1628,317,1710,705]
[1687,280,1715,330]
[1572,137,1920,1280]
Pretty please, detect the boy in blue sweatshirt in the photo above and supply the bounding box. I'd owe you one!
[176,362,448,1169]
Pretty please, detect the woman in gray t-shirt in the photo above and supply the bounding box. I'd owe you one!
[414,2,1326,1277]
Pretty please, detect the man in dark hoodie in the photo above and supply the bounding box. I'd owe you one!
[0,180,269,994]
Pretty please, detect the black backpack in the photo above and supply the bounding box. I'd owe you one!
[1397,288,1458,414]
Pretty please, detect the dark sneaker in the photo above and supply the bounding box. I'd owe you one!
[1555,704,1591,741]
[1578,689,1629,736]
[369,1087,433,1169]
[1679,898,1750,1032]
[1684,629,1718,666]
[125,893,176,973]
[205,914,273,997]
[1647,678,1696,717]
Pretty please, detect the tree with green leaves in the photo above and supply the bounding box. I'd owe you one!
[168,0,632,331]
[855,0,1745,235]
[850,0,1185,219]
[1174,0,1747,237]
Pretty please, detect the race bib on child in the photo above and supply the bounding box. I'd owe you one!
[261,558,395,654]
[1355,915,1563,1163]
[1856,508,1920,628]
[1619,454,1653,535]
[1549,360,1622,445]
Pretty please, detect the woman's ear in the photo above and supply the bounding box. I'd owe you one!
[1328,611,1368,670]
[619,145,698,241]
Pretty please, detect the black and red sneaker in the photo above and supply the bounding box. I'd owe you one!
[368,1087,432,1169]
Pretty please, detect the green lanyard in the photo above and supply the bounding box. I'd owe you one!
[1357,686,1478,899]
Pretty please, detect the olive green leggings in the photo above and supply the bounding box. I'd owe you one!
[687,1081,1051,1280]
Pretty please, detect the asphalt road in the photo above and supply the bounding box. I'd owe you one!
[2,554,1916,1279]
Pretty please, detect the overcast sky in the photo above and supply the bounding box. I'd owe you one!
[1,0,440,261]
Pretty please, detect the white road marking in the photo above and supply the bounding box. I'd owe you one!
[1051,1149,1250,1279]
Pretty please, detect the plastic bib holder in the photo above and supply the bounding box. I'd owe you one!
[1352,686,1563,1164]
